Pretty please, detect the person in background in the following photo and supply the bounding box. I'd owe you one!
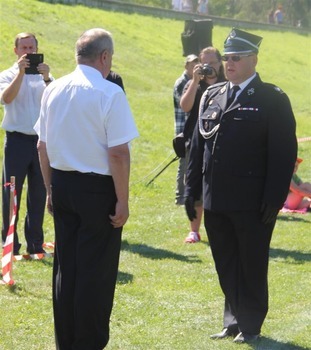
[173,54,199,206]
[182,0,193,12]
[268,8,275,24]
[185,28,297,343]
[197,0,208,15]
[274,5,284,24]
[180,46,226,243]
[284,157,311,210]
[107,70,125,92]
[172,0,183,11]
[35,28,139,349]
[0,32,53,255]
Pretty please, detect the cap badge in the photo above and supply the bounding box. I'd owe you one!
[229,30,236,39]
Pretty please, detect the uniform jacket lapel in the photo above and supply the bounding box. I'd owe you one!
[210,82,230,114]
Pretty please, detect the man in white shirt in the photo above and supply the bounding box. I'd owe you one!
[35,28,138,350]
[0,32,53,255]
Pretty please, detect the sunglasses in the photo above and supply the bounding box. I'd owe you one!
[221,54,254,62]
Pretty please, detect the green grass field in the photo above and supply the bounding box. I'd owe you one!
[0,0,310,349]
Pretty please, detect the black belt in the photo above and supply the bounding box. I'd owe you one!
[7,131,38,140]
[53,169,110,178]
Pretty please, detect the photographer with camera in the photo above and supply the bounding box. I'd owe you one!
[0,32,53,255]
[180,46,226,243]
[173,54,199,207]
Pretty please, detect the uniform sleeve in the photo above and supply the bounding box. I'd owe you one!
[263,88,297,207]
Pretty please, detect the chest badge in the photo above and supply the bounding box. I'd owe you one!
[247,88,255,95]
[210,111,217,119]
[220,86,227,94]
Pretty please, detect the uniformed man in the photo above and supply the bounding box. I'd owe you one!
[184,28,297,343]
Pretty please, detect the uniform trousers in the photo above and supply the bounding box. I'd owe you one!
[51,169,122,350]
[204,210,276,334]
[1,131,46,253]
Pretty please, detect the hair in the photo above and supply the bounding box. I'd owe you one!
[75,28,114,64]
[199,46,226,81]
[199,46,220,60]
[15,32,38,48]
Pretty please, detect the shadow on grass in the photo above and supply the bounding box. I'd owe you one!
[269,247,311,263]
[33,258,54,267]
[254,336,310,349]
[117,271,133,285]
[277,214,310,223]
[121,239,202,263]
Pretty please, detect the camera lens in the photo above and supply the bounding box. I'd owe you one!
[201,64,213,76]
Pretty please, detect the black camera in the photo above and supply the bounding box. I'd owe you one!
[25,53,44,74]
[199,64,214,77]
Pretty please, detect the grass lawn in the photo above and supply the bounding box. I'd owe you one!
[0,0,310,349]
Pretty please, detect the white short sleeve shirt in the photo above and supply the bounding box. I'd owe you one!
[0,63,47,135]
[35,65,139,175]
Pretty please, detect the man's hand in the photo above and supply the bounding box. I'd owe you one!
[37,63,50,81]
[192,64,205,83]
[261,203,279,224]
[17,54,29,74]
[109,201,129,228]
[185,196,197,221]
[46,193,53,216]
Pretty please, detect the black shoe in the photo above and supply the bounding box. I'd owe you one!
[233,332,259,343]
[210,327,239,339]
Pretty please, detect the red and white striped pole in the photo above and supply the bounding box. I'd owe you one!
[1,176,16,285]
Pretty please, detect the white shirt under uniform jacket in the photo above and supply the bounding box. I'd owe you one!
[34,64,139,175]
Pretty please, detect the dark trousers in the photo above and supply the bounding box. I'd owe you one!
[52,169,122,350]
[1,131,46,253]
[204,210,276,334]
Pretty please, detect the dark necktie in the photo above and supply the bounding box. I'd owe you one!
[226,85,240,108]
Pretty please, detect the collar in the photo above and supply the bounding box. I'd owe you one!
[76,64,104,79]
[229,73,257,95]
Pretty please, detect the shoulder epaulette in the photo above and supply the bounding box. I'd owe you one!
[206,81,227,91]
[263,82,285,94]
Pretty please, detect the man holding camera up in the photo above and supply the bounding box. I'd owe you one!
[180,46,226,243]
[0,32,53,255]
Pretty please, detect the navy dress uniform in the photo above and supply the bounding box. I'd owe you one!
[185,28,297,343]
